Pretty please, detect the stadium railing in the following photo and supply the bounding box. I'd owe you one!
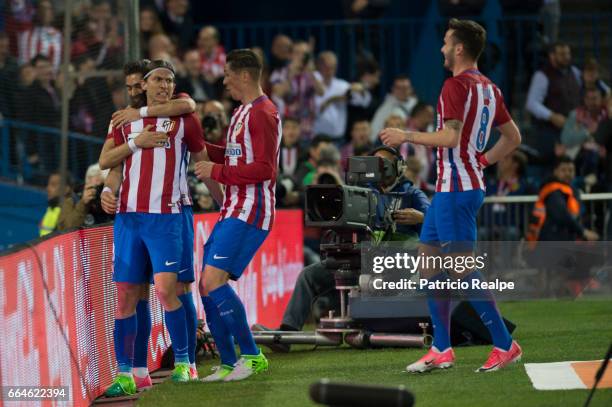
[0,119,104,184]
[478,193,612,241]
[0,210,303,406]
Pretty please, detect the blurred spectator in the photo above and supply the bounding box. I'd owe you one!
[140,7,165,57]
[110,81,126,110]
[27,54,60,171]
[340,119,372,165]
[313,144,343,185]
[439,0,486,16]
[313,51,351,143]
[57,163,113,230]
[148,33,184,74]
[39,171,71,236]
[561,87,607,161]
[529,156,598,242]
[71,15,122,70]
[70,54,114,137]
[190,182,217,213]
[279,117,303,177]
[176,49,215,102]
[540,0,561,45]
[346,57,380,136]
[200,99,227,145]
[197,26,226,86]
[295,134,333,186]
[269,34,293,72]
[582,57,611,99]
[595,98,612,188]
[481,150,534,240]
[270,41,323,141]
[400,102,436,191]
[0,32,19,119]
[5,0,35,57]
[17,0,62,71]
[160,0,194,51]
[526,42,582,172]
[369,75,417,142]
[343,0,390,19]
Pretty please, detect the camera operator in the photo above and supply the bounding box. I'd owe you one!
[201,99,228,145]
[57,163,114,230]
[253,146,430,351]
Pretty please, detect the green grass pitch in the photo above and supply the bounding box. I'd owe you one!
[138,299,612,407]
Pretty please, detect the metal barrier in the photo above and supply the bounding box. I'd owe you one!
[0,119,104,184]
[479,193,612,241]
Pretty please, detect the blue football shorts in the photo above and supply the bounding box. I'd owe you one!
[419,189,485,252]
[202,217,269,280]
[113,212,182,283]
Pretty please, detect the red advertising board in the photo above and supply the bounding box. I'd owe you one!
[0,210,303,406]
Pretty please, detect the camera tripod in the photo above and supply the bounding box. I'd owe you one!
[251,239,432,350]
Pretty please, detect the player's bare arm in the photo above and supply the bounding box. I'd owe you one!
[191,149,225,206]
[101,164,123,214]
[98,125,169,170]
[479,120,522,166]
[111,97,196,127]
[379,119,463,149]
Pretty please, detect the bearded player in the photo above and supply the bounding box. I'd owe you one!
[380,19,522,373]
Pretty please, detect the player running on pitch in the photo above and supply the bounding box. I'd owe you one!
[380,18,522,373]
[195,49,281,382]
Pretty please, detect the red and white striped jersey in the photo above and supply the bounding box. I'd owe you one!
[17,26,62,71]
[105,120,194,207]
[435,69,511,192]
[112,114,204,214]
[205,95,281,231]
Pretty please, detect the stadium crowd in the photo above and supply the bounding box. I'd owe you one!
[0,1,610,241]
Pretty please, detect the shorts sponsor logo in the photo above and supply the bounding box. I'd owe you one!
[165,260,177,266]
[213,254,228,260]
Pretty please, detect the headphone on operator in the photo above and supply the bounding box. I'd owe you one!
[369,145,407,182]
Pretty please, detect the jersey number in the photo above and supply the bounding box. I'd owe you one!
[476,106,490,151]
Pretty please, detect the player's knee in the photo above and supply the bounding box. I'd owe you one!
[175,282,189,296]
[115,283,140,317]
[154,283,176,303]
[201,266,228,295]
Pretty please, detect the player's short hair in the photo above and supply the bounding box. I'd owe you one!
[143,59,176,81]
[448,18,486,61]
[123,59,150,77]
[226,48,262,81]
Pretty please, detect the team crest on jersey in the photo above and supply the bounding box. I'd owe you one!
[233,121,243,136]
[161,119,176,133]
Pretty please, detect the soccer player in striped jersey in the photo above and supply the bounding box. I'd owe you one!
[380,19,523,373]
[99,60,206,395]
[194,49,282,382]
[101,60,215,396]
